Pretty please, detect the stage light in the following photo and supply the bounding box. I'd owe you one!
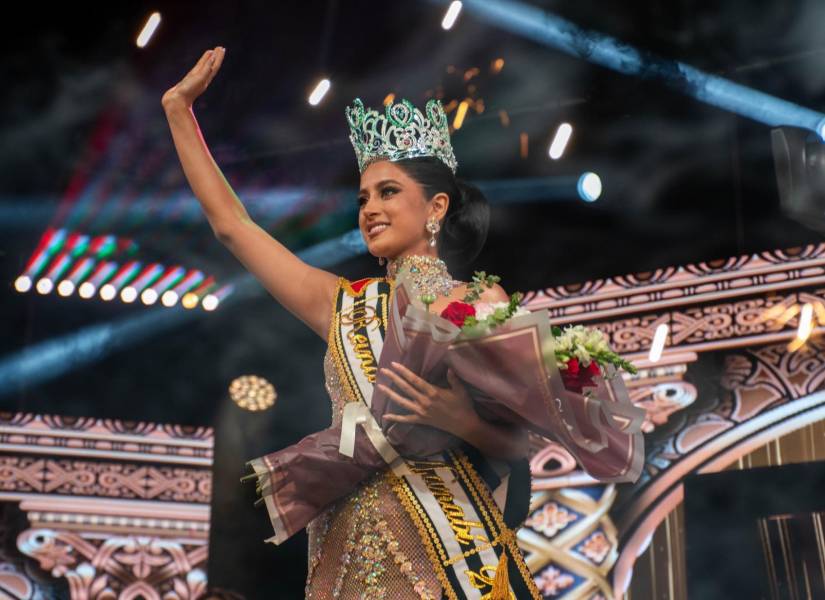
[144,266,186,306]
[161,291,179,307]
[441,1,462,30]
[120,287,138,303]
[308,79,331,106]
[14,276,31,293]
[77,281,95,300]
[141,289,158,305]
[383,93,395,106]
[453,100,469,129]
[229,375,277,412]
[57,281,75,297]
[181,293,200,309]
[0,230,369,399]
[202,283,234,311]
[491,58,505,74]
[57,256,97,298]
[36,278,53,295]
[577,172,602,201]
[79,261,117,299]
[100,284,117,301]
[162,271,206,308]
[797,303,814,342]
[120,263,164,304]
[548,122,573,160]
[136,12,161,48]
[648,323,669,363]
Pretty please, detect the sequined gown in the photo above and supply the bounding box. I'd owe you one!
[304,347,443,599]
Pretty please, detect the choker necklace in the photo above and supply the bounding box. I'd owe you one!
[386,254,459,299]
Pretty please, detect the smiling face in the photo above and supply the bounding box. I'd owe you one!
[357,160,449,260]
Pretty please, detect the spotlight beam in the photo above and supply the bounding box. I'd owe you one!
[2,176,602,229]
[448,0,825,140]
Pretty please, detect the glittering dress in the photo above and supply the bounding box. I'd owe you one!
[303,347,442,599]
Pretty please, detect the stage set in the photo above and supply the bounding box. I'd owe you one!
[3,2,825,599]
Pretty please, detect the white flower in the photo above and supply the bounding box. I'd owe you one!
[473,302,495,320]
[512,306,531,317]
[573,345,592,366]
[471,300,530,325]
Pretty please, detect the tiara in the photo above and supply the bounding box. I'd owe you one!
[345,97,458,174]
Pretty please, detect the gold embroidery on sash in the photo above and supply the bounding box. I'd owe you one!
[408,460,487,546]
[340,297,381,383]
[465,564,516,600]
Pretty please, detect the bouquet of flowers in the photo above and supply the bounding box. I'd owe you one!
[244,270,644,545]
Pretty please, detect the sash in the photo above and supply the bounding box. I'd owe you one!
[330,276,541,600]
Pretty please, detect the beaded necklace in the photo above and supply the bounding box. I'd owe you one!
[385,254,460,300]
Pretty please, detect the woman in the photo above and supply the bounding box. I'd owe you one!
[163,46,540,599]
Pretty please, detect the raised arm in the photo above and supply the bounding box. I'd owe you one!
[161,47,338,341]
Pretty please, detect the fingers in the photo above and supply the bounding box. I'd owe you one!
[389,361,435,396]
[209,46,225,71]
[382,412,420,424]
[380,367,427,403]
[191,49,215,74]
[376,383,423,416]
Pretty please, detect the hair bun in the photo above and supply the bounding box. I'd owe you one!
[441,178,490,266]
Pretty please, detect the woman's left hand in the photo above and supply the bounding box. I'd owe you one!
[379,361,477,438]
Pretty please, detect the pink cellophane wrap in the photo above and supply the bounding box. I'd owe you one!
[246,272,645,544]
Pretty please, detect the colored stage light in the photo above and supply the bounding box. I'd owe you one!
[202,283,235,311]
[577,172,602,202]
[162,270,205,307]
[57,257,98,297]
[14,276,31,293]
[102,260,142,301]
[36,278,54,295]
[453,100,470,129]
[0,229,367,398]
[57,281,75,296]
[120,263,164,303]
[181,293,199,309]
[79,262,118,299]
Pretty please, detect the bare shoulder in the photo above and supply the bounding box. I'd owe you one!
[479,282,509,303]
[450,279,509,303]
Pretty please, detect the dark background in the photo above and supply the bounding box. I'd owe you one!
[2,1,824,596]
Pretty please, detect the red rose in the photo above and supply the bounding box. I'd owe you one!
[440,301,476,328]
[561,358,601,393]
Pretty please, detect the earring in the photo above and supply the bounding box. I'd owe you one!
[426,217,440,248]
[378,256,386,266]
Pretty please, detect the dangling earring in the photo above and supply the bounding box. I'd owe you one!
[378,256,386,266]
[426,217,440,248]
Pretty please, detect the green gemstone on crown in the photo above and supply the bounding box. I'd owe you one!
[345,97,458,174]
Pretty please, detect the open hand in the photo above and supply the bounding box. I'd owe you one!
[162,46,225,110]
[379,362,477,438]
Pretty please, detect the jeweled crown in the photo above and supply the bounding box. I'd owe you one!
[345,97,458,174]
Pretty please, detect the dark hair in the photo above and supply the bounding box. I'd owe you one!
[392,156,490,266]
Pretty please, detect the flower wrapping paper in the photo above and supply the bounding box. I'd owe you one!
[246,272,645,544]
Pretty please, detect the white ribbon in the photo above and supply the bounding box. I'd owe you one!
[339,402,400,465]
